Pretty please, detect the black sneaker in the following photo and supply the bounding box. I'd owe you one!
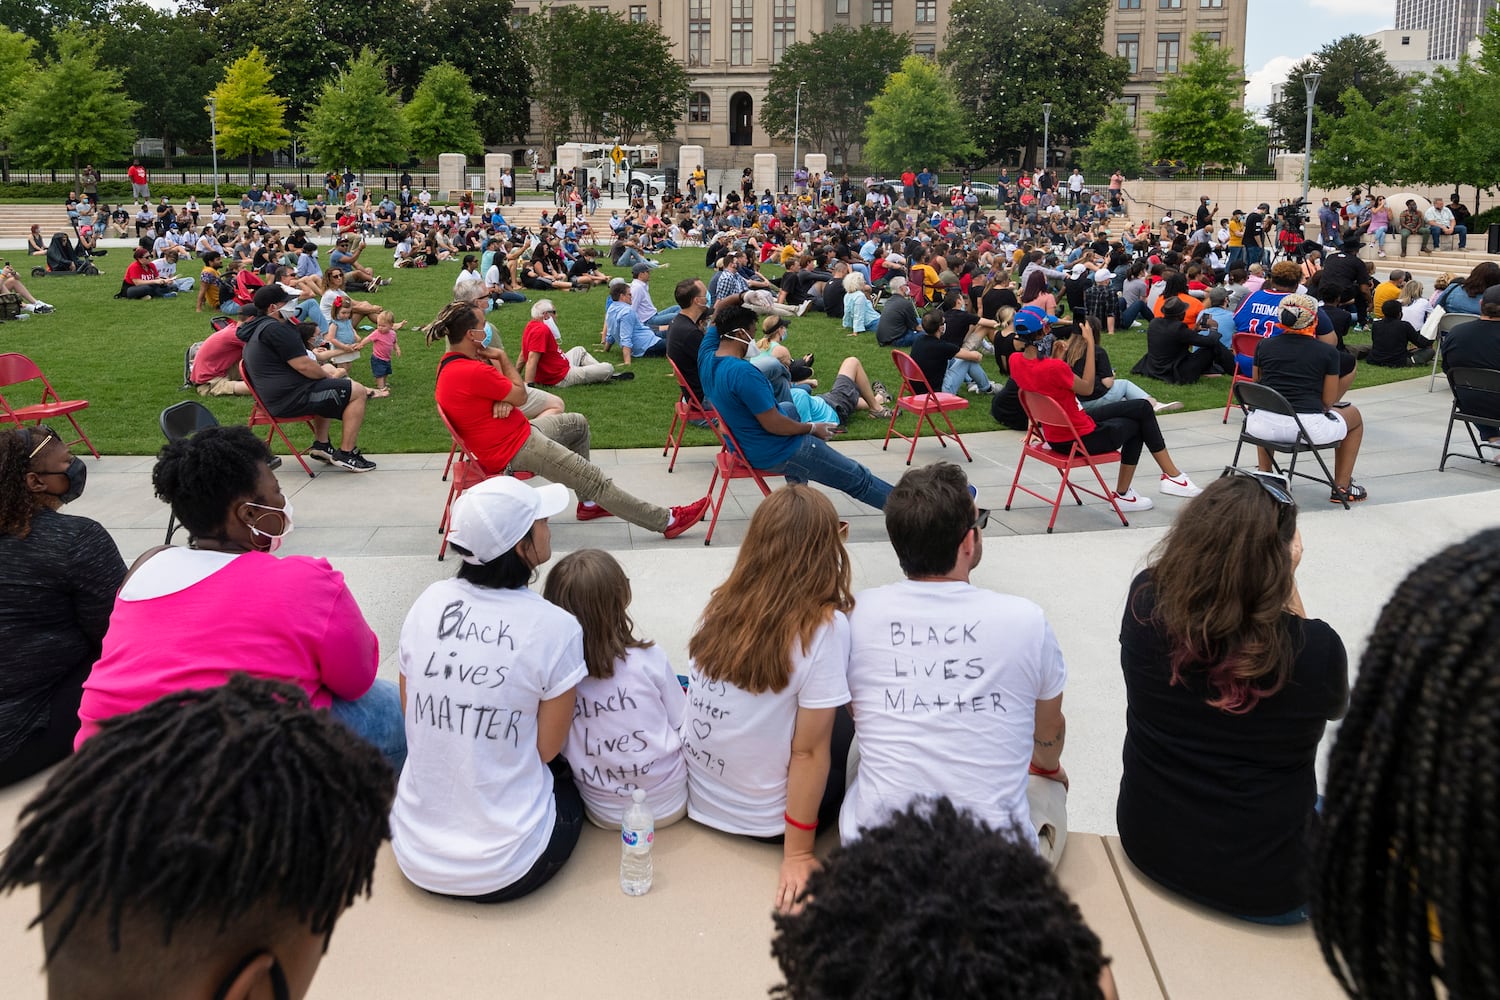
[332,448,376,472]
[307,441,335,464]
[610,370,635,381]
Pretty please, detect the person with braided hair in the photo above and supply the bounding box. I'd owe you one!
[0,674,395,1000]
[76,425,405,770]
[427,300,710,538]
[771,797,1118,999]
[1117,471,1348,923]
[1313,528,1500,999]
[0,426,124,787]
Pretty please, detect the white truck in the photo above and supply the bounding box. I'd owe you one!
[554,142,664,198]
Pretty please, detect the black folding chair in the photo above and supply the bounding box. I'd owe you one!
[158,402,282,543]
[1439,367,1500,472]
[1229,382,1350,510]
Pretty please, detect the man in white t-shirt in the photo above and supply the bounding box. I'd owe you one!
[840,461,1071,863]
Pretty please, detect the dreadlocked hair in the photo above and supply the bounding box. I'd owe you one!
[0,427,43,538]
[0,673,394,965]
[426,300,480,347]
[771,797,1109,1000]
[1312,528,1500,1000]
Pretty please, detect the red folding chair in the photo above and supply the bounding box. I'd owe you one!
[1221,332,1263,424]
[702,411,781,546]
[1005,389,1129,533]
[436,407,499,560]
[239,360,317,478]
[664,358,718,473]
[882,349,972,466]
[0,353,100,458]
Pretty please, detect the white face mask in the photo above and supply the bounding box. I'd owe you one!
[545,316,562,341]
[245,500,294,553]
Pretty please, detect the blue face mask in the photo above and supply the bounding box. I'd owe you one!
[482,322,495,348]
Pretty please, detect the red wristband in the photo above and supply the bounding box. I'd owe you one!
[1029,763,1060,777]
[784,811,818,832]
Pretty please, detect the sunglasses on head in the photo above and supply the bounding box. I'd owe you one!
[1221,466,1293,506]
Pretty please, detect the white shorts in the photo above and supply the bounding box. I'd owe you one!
[1246,408,1347,446]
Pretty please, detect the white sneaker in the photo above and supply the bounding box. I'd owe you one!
[967,383,986,395]
[1160,473,1203,498]
[796,300,811,316]
[1112,489,1153,512]
[1152,400,1183,414]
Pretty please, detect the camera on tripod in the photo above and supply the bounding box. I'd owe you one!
[1276,198,1310,230]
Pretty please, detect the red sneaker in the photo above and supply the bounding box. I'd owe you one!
[663,496,711,539]
[576,501,614,521]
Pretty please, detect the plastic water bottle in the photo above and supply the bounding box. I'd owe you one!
[619,788,655,896]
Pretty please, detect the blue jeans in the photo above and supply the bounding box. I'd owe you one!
[1119,300,1152,329]
[616,248,659,268]
[768,434,893,510]
[646,306,680,328]
[886,329,921,348]
[942,358,991,394]
[1226,247,1245,270]
[1430,224,1467,249]
[220,301,242,315]
[1245,246,1263,266]
[330,678,407,773]
[1080,379,1151,414]
[754,355,795,405]
[288,298,327,333]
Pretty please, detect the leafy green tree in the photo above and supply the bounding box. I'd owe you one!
[100,3,218,168]
[0,26,35,180]
[863,55,978,174]
[405,62,482,160]
[301,48,408,178]
[943,0,1127,168]
[1146,33,1250,170]
[1079,103,1141,177]
[5,27,137,188]
[0,0,108,57]
[1266,34,1405,153]
[208,47,290,183]
[417,0,529,143]
[1308,87,1399,191]
[759,26,910,168]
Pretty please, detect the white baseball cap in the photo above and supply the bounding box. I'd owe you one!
[445,477,569,564]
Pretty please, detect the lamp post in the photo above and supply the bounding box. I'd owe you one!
[793,80,806,175]
[208,96,218,200]
[1041,102,1052,175]
[1300,72,1321,222]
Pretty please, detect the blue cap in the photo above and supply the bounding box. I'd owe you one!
[1015,306,1059,334]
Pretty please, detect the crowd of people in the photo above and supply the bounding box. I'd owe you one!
[0,166,1496,998]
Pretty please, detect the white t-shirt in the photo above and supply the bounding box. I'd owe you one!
[839,580,1066,847]
[685,613,852,836]
[562,645,688,825]
[390,580,587,896]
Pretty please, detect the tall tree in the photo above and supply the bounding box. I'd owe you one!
[1307,87,1400,192]
[1266,34,1405,153]
[404,62,483,160]
[1079,103,1142,178]
[0,0,108,57]
[759,26,910,168]
[302,48,408,178]
[862,55,977,174]
[0,26,35,180]
[1146,33,1250,170]
[101,3,218,168]
[943,0,1127,169]
[208,47,290,184]
[418,0,529,143]
[5,27,137,188]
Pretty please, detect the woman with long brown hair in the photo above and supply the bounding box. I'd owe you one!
[1116,471,1349,923]
[684,484,853,913]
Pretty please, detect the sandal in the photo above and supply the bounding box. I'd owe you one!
[868,405,895,421]
[871,380,889,400]
[370,387,391,398]
[1329,483,1367,505]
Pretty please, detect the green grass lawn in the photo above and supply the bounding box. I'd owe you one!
[2,248,1428,455]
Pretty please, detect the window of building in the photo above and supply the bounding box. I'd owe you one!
[1203,31,1221,44]
[590,4,609,12]
[914,42,936,58]
[511,6,528,25]
[1401,34,1411,44]
[773,0,796,61]
[1117,33,1139,72]
[731,0,752,65]
[629,4,646,20]
[1156,32,1180,72]
[688,0,710,65]
[1199,0,1223,7]
[1119,0,1141,8]
[1118,96,1139,125]
[1159,0,1182,8]
[688,92,711,124]
[916,0,937,22]
[836,0,849,12]
[872,0,893,23]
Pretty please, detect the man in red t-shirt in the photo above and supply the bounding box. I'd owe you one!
[431,301,709,538]
[190,323,251,396]
[1006,312,1200,514]
[519,299,620,388]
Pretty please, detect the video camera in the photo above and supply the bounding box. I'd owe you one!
[1276,198,1310,230]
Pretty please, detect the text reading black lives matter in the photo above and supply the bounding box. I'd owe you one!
[411,600,525,745]
[884,620,1008,715]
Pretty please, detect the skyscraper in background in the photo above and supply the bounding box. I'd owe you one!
[1394,0,1499,60]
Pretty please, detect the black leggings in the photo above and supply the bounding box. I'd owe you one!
[452,756,583,903]
[0,662,88,788]
[1075,398,1165,466]
[125,283,172,299]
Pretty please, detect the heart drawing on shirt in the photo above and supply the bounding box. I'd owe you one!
[691,719,712,742]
